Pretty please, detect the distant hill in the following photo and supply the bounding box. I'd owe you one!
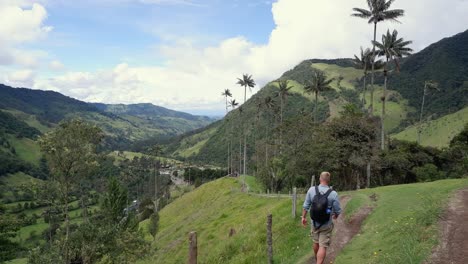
[164,30,468,166]
[388,29,468,118]
[0,84,214,177]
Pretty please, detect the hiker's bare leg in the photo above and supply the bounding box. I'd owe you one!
[313,243,319,261]
[316,246,327,264]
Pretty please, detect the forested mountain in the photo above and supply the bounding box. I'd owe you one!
[165,29,468,166]
[0,84,214,178]
[0,84,213,144]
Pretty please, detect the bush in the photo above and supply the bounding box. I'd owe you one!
[412,164,445,182]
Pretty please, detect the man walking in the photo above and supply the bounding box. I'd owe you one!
[301,172,341,264]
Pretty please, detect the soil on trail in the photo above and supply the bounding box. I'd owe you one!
[426,188,468,264]
[306,195,374,264]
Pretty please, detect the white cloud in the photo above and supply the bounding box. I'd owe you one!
[5,69,35,87]
[33,0,468,114]
[0,2,51,68]
[49,60,65,71]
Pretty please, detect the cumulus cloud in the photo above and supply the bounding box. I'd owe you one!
[5,69,35,87]
[0,2,51,69]
[33,0,468,114]
[49,60,65,71]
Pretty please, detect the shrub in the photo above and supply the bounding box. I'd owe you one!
[412,164,445,182]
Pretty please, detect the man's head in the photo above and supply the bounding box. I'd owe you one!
[319,171,331,185]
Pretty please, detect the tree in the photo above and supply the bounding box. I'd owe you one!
[304,71,334,123]
[352,0,405,114]
[0,216,21,262]
[374,29,412,150]
[228,99,239,175]
[353,47,383,107]
[38,119,103,262]
[418,80,439,144]
[102,177,128,224]
[148,212,159,240]
[237,74,256,175]
[276,80,293,149]
[222,89,233,174]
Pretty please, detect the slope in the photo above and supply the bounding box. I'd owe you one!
[393,107,468,148]
[165,30,468,164]
[0,84,214,148]
[138,177,468,264]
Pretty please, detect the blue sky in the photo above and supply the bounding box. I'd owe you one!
[1,0,468,116]
[40,0,274,71]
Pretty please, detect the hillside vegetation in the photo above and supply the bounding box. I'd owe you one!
[139,177,468,264]
[394,107,468,147]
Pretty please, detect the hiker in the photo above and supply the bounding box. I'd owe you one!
[301,171,341,264]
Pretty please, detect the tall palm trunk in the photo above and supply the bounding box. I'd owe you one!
[279,97,283,151]
[362,70,367,107]
[381,59,388,150]
[314,92,319,123]
[370,22,378,115]
[418,83,427,144]
[225,99,229,174]
[242,85,247,176]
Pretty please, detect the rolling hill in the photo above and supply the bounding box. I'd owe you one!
[164,30,468,166]
[137,176,468,264]
[0,84,214,178]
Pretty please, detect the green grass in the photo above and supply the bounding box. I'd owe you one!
[334,178,468,264]
[311,63,362,91]
[5,258,28,264]
[393,107,468,148]
[244,175,264,193]
[138,177,312,264]
[137,176,468,264]
[0,172,41,187]
[109,151,182,165]
[364,88,410,132]
[6,135,41,165]
[172,126,218,158]
[2,109,52,133]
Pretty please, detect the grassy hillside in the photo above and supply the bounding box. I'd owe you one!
[393,107,468,148]
[166,60,409,164]
[138,176,468,264]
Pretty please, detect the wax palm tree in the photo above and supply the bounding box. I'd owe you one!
[418,80,439,144]
[222,89,232,114]
[236,74,256,175]
[304,71,334,123]
[228,99,239,109]
[222,89,233,174]
[276,80,293,148]
[374,29,412,150]
[354,47,383,107]
[237,74,256,104]
[352,0,405,113]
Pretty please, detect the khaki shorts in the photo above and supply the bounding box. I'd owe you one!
[311,223,334,248]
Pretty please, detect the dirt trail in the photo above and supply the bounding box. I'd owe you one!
[306,195,374,264]
[426,188,468,264]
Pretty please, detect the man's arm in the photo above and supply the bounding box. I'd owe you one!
[301,189,312,227]
[332,192,342,220]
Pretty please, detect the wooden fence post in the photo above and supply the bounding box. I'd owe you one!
[292,187,297,218]
[188,231,197,264]
[311,175,316,187]
[267,214,273,264]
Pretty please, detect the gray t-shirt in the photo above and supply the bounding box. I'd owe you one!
[303,184,341,228]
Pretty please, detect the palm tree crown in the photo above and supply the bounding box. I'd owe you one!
[304,71,334,123]
[222,89,232,98]
[237,74,256,103]
[276,80,293,100]
[304,71,334,95]
[228,99,239,109]
[374,29,413,70]
[352,0,405,24]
